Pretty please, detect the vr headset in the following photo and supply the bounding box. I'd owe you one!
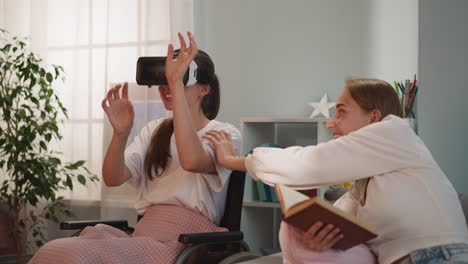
[136,54,210,87]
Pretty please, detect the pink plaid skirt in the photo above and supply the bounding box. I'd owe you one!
[29,204,226,264]
[279,221,376,264]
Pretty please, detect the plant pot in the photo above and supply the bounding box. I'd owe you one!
[0,202,16,256]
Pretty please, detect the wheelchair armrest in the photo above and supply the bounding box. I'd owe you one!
[60,220,129,230]
[178,231,243,244]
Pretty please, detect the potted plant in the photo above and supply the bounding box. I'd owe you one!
[0,29,99,264]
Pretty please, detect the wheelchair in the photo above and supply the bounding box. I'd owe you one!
[60,170,262,264]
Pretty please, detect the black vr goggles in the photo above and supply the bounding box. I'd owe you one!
[136,54,210,87]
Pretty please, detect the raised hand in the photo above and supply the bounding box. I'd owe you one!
[165,32,198,88]
[302,221,343,252]
[101,82,134,137]
[203,130,237,167]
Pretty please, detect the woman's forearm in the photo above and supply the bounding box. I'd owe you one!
[171,83,215,172]
[223,156,247,172]
[102,133,131,187]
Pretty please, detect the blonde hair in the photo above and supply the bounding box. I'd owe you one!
[345,78,403,119]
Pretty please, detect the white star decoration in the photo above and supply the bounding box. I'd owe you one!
[308,93,335,118]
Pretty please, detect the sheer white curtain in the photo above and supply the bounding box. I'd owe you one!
[0,0,193,201]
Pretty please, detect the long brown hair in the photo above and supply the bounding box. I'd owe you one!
[345,78,403,119]
[144,50,220,180]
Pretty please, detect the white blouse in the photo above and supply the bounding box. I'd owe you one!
[125,118,241,225]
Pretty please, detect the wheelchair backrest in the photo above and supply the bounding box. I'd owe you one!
[219,170,246,231]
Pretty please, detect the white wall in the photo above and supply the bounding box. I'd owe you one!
[194,0,418,127]
[366,0,418,82]
[419,0,468,192]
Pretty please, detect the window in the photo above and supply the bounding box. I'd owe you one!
[44,0,193,200]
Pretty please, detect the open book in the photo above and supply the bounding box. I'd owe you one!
[275,184,378,250]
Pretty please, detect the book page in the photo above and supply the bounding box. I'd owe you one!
[278,185,310,211]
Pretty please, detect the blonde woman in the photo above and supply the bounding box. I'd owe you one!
[204,78,468,264]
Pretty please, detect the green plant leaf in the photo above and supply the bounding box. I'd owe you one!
[39,141,47,151]
[1,43,11,52]
[46,72,53,83]
[49,157,61,165]
[30,77,36,88]
[64,209,74,218]
[66,160,86,170]
[51,215,59,223]
[77,174,86,185]
[31,97,39,106]
[65,176,73,190]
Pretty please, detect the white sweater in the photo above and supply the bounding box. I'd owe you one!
[245,115,468,264]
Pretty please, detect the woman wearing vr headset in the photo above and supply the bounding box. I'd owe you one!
[30,32,240,264]
[203,78,468,264]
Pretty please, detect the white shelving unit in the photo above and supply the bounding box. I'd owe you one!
[239,117,333,254]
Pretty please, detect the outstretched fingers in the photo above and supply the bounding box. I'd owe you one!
[122,82,129,99]
[102,83,128,111]
[165,32,198,85]
[101,97,108,112]
[166,43,174,64]
[106,84,121,104]
[175,32,198,61]
[112,85,121,101]
[178,32,187,54]
[187,31,198,60]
